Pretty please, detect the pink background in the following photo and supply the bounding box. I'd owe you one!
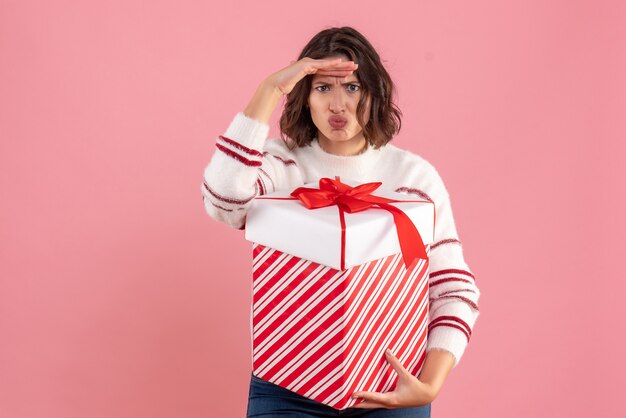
[1,0,625,417]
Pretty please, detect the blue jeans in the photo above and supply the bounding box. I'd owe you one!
[246,372,432,417]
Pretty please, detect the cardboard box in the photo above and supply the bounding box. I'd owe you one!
[244,178,435,410]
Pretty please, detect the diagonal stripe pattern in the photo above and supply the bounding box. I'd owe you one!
[250,243,431,410]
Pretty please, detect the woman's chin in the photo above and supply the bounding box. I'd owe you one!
[325,131,352,141]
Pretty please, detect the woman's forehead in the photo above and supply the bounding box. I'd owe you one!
[311,74,360,84]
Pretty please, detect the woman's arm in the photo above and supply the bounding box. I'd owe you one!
[425,171,481,368]
[243,80,283,123]
[349,346,456,408]
[417,348,456,398]
[201,58,359,229]
[201,110,284,229]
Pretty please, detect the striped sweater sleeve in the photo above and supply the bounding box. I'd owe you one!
[201,112,304,229]
[425,170,481,368]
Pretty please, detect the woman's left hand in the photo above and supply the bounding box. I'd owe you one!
[350,349,438,408]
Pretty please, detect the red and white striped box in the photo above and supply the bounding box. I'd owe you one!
[244,179,435,410]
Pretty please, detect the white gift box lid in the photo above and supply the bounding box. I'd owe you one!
[244,178,435,270]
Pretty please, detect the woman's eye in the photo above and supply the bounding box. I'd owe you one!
[315,85,360,93]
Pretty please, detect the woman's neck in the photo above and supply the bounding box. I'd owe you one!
[317,133,368,156]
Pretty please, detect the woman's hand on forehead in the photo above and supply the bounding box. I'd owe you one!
[264,57,358,96]
[307,57,359,77]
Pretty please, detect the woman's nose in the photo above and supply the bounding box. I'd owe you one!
[329,89,346,113]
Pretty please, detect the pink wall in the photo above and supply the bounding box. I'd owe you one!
[1,0,625,416]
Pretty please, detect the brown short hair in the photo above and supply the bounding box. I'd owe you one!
[279,26,402,150]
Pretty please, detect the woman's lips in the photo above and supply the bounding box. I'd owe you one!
[329,115,347,129]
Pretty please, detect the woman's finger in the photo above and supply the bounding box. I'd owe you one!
[385,350,411,379]
[353,390,391,405]
[326,61,358,68]
[322,65,358,72]
[312,59,357,69]
[351,399,389,409]
[313,67,357,76]
[314,70,356,76]
[301,62,356,76]
[316,57,343,64]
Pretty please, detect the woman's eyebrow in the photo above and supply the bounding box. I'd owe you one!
[312,79,360,85]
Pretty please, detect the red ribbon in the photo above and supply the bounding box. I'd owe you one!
[289,177,428,271]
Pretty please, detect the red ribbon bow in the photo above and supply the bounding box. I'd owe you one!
[290,177,428,270]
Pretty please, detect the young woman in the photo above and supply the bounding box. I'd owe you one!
[202,26,480,417]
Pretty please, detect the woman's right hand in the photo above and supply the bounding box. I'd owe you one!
[266,57,359,95]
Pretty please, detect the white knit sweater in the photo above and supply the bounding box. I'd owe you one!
[201,112,480,368]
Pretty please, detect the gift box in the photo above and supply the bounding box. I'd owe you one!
[244,178,435,410]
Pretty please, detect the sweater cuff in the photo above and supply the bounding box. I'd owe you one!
[426,326,469,368]
[222,112,270,151]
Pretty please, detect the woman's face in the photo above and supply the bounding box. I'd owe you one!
[307,56,371,152]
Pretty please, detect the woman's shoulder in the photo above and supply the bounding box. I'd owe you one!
[381,143,450,198]
[382,143,441,176]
